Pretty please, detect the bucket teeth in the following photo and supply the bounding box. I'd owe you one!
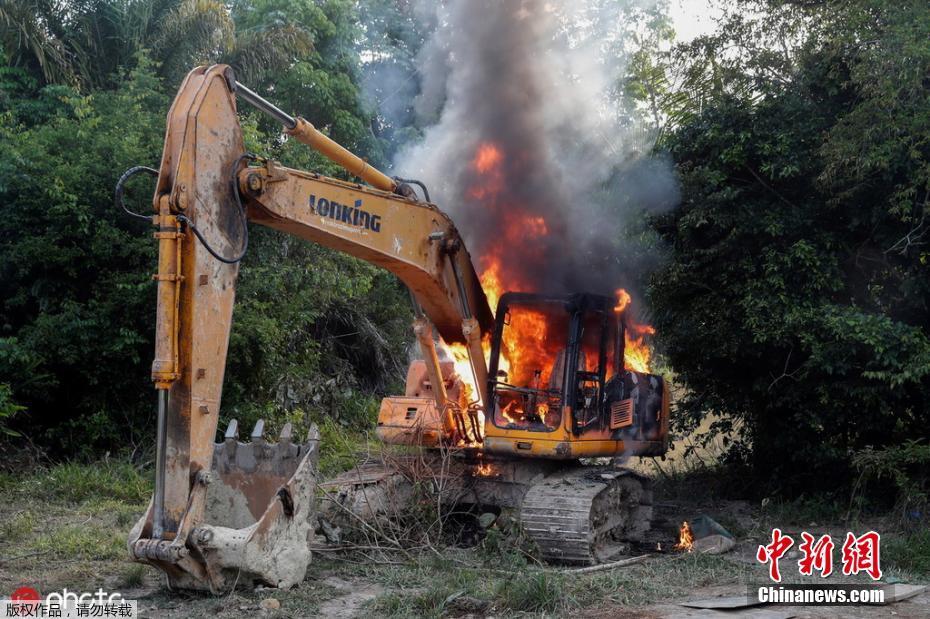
[224,419,239,441]
[223,419,239,458]
[277,423,293,459]
[212,419,314,467]
[251,418,265,442]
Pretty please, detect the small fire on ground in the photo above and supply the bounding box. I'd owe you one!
[675,521,695,552]
[475,461,495,477]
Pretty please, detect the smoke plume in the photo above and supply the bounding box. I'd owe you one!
[394,0,679,300]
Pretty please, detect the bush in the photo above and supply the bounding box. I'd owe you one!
[652,2,930,492]
[852,441,930,523]
[0,52,412,457]
[0,383,25,437]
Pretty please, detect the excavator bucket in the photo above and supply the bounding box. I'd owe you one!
[128,421,319,592]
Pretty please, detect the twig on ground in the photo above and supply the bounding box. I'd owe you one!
[563,554,651,574]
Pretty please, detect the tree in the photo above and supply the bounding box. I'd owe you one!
[650,0,930,491]
[0,56,168,451]
[0,1,414,455]
[0,0,312,90]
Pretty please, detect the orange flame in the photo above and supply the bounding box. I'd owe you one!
[441,339,490,406]
[470,142,505,200]
[448,143,657,414]
[473,143,503,173]
[675,521,694,552]
[475,461,496,477]
[615,289,654,373]
[614,289,632,313]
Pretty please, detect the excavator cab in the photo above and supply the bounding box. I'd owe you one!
[482,292,668,459]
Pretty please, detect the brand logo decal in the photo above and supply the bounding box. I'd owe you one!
[309,195,381,233]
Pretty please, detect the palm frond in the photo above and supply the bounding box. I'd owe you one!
[153,0,235,79]
[0,0,76,84]
[228,23,314,84]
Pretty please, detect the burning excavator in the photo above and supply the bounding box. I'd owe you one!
[120,65,669,592]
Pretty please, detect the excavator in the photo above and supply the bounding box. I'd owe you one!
[118,65,669,592]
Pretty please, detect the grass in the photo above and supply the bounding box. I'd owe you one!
[0,461,150,596]
[495,571,569,614]
[885,529,930,577]
[8,461,151,505]
[371,588,460,618]
[31,524,126,560]
[361,548,748,617]
[1,509,37,543]
[315,416,376,476]
[120,564,147,588]
[759,494,850,528]
[1,456,924,618]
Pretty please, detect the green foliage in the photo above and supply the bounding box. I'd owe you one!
[0,509,36,543]
[651,0,930,491]
[0,3,412,456]
[313,414,375,476]
[494,571,569,614]
[119,563,147,588]
[224,231,410,429]
[0,57,167,451]
[852,440,930,522]
[760,494,848,529]
[0,0,313,90]
[0,383,25,437]
[32,523,127,560]
[367,555,489,618]
[371,588,458,619]
[16,462,152,505]
[478,513,539,569]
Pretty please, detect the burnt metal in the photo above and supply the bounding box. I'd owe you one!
[603,370,665,443]
[486,292,617,436]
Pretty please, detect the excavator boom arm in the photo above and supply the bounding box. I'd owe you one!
[240,160,492,345]
[126,65,493,591]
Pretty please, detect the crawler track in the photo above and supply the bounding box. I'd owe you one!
[520,468,652,565]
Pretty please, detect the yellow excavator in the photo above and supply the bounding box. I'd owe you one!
[119,65,669,592]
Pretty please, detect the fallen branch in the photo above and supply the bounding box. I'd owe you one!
[563,554,650,574]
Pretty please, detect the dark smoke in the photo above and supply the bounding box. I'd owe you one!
[395,0,679,299]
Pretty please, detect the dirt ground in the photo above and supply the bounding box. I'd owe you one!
[1,461,926,618]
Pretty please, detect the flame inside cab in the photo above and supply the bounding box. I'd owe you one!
[377,291,669,460]
[480,291,669,459]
